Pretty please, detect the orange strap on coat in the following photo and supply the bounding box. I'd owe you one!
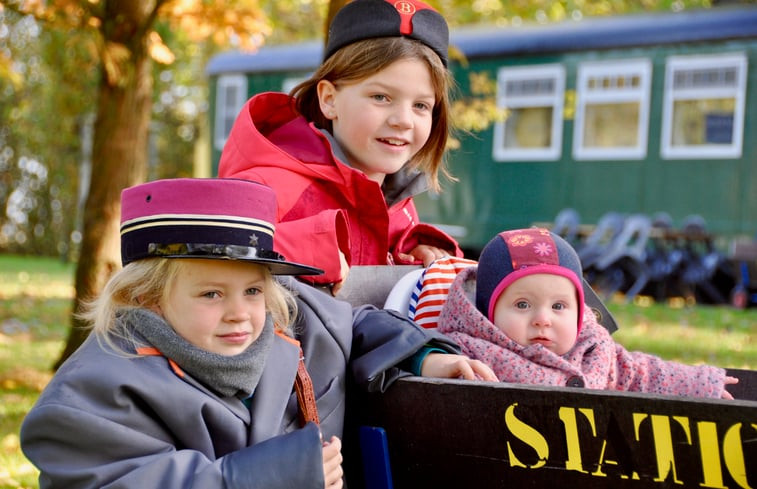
[294,347,320,427]
[276,332,320,427]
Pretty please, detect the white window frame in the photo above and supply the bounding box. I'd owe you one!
[492,64,565,161]
[661,53,747,159]
[282,76,307,94]
[214,74,248,151]
[573,59,651,160]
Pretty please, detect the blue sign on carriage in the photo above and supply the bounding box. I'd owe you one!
[706,113,734,144]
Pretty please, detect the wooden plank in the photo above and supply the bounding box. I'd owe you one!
[732,241,757,262]
[348,376,757,489]
[335,265,420,309]
[728,368,757,400]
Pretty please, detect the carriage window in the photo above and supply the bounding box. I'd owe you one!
[492,64,565,161]
[282,76,307,94]
[573,59,651,160]
[661,53,747,159]
[214,74,248,151]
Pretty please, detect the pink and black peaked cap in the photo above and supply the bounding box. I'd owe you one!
[476,228,585,334]
[119,178,323,276]
[323,0,449,66]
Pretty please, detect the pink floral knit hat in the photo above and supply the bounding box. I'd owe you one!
[475,228,585,333]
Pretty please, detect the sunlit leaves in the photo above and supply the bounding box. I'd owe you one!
[0,4,96,256]
[148,30,174,64]
[160,0,271,51]
[437,0,712,26]
[101,40,130,85]
[0,52,22,87]
[452,97,507,133]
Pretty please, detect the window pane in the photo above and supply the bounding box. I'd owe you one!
[492,64,564,161]
[661,53,745,159]
[224,86,240,110]
[503,107,554,149]
[574,59,650,159]
[671,98,735,146]
[582,102,640,148]
[505,78,555,97]
[214,75,247,151]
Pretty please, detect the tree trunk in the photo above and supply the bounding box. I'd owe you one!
[54,1,159,369]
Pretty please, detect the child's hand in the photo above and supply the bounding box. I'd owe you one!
[420,353,498,381]
[322,435,343,488]
[330,251,350,296]
[721,376,739,400]
[398,244,451,266]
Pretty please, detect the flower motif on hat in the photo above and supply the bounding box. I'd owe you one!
[533,242,554,257]
[507,233,534,247]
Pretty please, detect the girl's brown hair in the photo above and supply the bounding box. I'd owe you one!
[290,36,454,191]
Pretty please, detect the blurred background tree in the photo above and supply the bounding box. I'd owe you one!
[0,0,716,367]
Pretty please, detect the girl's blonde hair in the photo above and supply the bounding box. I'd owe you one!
[291,36,454,192]
[80,258,297,353]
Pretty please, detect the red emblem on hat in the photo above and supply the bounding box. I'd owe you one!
[394,0,417,35]
[394,0,417,13]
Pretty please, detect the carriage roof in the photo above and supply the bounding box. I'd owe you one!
[206,6,757,76]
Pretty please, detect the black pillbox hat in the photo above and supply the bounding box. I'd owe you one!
[324,0,449,66]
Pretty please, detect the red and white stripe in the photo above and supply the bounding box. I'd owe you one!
[409,257,477,328]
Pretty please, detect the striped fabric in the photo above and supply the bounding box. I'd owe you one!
[409,257,478,328]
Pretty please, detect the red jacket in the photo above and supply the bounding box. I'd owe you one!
[219,92,462,285]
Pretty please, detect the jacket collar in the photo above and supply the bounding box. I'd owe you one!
[247,334,300,443]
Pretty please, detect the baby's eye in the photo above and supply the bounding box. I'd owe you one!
[552,302,566,311]
[371,94,388,102]
[515,300,530,309]
[202,291,220,299]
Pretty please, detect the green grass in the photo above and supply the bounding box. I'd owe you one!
[607,299,756,370]
[0,254,755,488]
[0,254,73,489]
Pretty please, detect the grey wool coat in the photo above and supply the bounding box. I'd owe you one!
[21,277,459,489]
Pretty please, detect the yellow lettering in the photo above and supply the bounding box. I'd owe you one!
[559,407,595,473]
[591,435,641,480]
[633,413,648,438]
[505,403,549,469]
[591,438,640,480]
[722,423,754,489]
[591,440,612,477]
[697,421,727,488]
[634,414,692,484]
[654,415,690,484]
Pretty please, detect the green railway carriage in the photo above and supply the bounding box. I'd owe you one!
[206,6,757,254]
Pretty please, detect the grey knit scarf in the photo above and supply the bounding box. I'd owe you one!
[122,308,274,399]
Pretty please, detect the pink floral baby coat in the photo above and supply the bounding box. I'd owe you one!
[438,267,726,398]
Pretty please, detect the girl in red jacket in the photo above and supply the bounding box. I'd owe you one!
[219,0,462,294]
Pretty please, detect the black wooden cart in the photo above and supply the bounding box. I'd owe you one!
[338,266,757,489]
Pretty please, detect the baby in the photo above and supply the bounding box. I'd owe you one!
[438,227,738,399]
